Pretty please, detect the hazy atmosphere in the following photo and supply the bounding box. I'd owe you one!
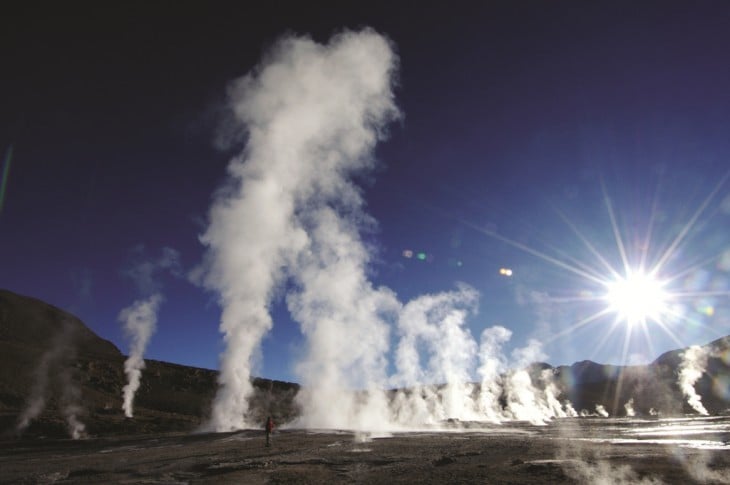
[3,1,730,430]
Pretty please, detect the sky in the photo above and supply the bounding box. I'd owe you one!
[2,1,730,385]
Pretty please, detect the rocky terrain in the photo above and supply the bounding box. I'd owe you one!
[0,289,299,438]
[2,418,730,484]
[1,288,729,440]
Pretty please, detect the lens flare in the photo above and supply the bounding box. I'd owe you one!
[464,170,730,368]
[0,145,12,215]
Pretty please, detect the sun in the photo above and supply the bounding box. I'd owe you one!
[604,270,669,326]
[470,171,729,366]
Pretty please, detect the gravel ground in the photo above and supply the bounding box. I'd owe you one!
[2,418,729,484]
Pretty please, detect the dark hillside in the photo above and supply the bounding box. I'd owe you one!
[0,289,298,438]
[1,289,728,439]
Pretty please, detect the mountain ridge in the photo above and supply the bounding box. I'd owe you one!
[1,288,728,438]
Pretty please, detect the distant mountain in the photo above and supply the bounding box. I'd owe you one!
[1,289,729,438]
[0,289,298,438]
[550,335,730,416]
[552,359,679,416]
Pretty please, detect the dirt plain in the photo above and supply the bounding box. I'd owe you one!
[2,417,730,484]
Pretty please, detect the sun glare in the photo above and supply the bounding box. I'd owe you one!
[605,270,669,326]
[472,171,729,366]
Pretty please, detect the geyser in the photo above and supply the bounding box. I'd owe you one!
[119,246,180,418]
[199,28,400,431]
[199,28,581,432]
[678,345,709,415]
[120,294,163,418]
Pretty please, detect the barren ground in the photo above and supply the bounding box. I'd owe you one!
[2,417,730,484]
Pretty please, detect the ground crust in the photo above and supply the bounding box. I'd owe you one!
[2,419,729,484]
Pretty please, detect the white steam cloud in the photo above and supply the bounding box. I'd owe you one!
[624,398,635,417]
[678,345,709,415]
[198,28,583,432]
[595,404,609,417]
[59,368,86,439]
[199,28,399,431]
[476,326,512,422]
[563,459,662,485]
[119,246,180,418]
[287,208,400,429]
[503,339,551,424]
[124,246,182,294]
[388,286,482,426]
[16,320,86,439]
[120,294,164,418]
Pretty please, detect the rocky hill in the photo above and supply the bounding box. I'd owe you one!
[1,289,729,439]
[548,336,730,416]
[0,289,299,438]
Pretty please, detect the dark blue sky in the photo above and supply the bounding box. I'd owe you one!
[2,1,729,382]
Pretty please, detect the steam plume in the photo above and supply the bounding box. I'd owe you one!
[16,319,86,439]
[624,398,636,417]
[558,426,662,484]
[503,339,553,424]
[388,314,575,426]
[119,246,180,418]
[681,449,730,483]
[678,345,709,415]
[564,459,662,485]
[120,294,164,417]
[124,246,182,294]
[476,326,512,421]
[288,208,400,429]
[198,27,583,431]
[59,366,86,439]
[389,285,479,424]
[17,353,52,433]
[199,28,399,431]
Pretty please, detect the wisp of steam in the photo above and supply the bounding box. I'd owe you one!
[119,246,180,418]
[678,345,709,415]
[120,294,163,417]
[16,319,86,439]
[190,25,728,485]
[199,28,400,431]
[624,398,636,417]
[199,29,586,431]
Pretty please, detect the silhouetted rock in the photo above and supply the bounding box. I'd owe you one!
[2,288,729,439]
[549,337,730,416]
[0,289,298,438]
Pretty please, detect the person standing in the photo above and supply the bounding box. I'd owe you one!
[265,416,274,447]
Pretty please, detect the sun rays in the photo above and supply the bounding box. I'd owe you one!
[468,171,730,365]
